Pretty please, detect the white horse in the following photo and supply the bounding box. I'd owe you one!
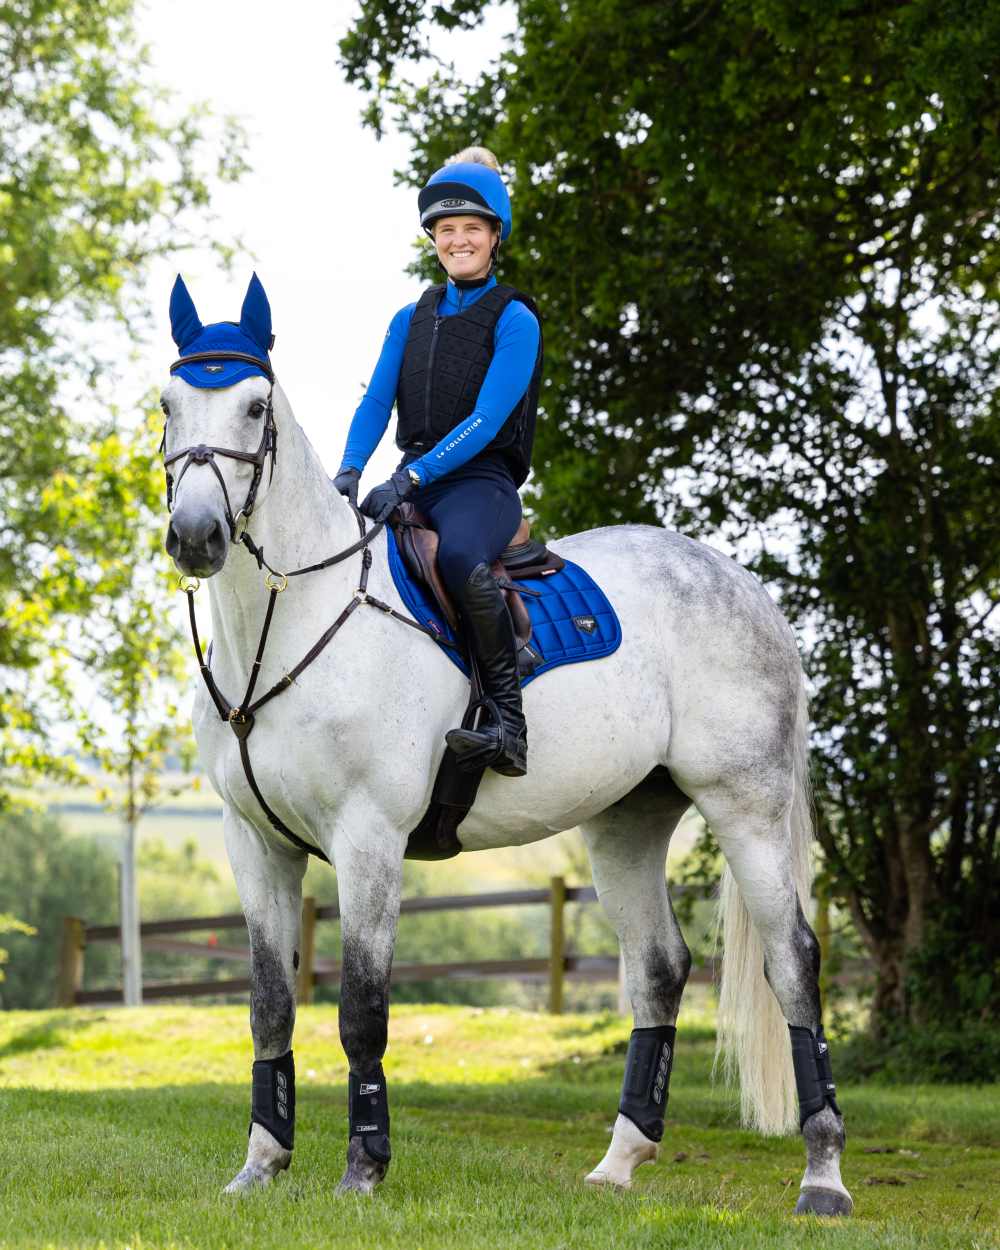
[160,359,852,1216]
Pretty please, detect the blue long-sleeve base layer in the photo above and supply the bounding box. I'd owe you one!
[340,275,540,486]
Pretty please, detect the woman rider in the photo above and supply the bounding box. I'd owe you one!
[332,148,542,778]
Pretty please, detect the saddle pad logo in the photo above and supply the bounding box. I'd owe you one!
[573,615,597,634]
[203,363,223,373]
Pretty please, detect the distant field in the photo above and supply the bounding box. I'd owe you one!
[0,1002,995,1250]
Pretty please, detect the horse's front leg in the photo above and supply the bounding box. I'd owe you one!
[332,825,404,1196]
[221,807,307,1194]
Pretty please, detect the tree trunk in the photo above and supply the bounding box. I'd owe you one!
[120,813,142,1007]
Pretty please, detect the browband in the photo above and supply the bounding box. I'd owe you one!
[170,350,275,384]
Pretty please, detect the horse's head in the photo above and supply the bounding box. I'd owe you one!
[161,274,276,577]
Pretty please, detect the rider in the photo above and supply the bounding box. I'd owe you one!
[332,147,542,778]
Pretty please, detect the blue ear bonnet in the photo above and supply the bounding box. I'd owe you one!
[169,273,274,389]
[419,161,512,241]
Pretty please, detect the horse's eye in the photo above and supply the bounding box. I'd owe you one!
[248,400,266,419]
[160,399,170,417]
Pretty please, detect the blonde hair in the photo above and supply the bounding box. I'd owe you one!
[446,146,501,172]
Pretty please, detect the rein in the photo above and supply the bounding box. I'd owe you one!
[163,355,454,861]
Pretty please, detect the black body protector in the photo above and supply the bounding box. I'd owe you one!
[395,283,543,487]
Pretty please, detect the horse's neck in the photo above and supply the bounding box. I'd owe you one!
[206,386,358,660]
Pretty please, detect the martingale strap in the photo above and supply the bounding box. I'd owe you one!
[182,503,457,863]
[165,357,461,862]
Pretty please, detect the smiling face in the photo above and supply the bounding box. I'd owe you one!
[432,214,499,281]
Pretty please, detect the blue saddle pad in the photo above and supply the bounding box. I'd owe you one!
[386,529,622,688]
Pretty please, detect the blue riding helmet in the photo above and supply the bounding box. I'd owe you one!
[418,161,512,242]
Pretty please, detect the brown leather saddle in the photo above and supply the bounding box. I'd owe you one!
[389,502,565,653]
[390,503,565,862]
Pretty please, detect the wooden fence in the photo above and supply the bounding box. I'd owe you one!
[57,877,716,1012]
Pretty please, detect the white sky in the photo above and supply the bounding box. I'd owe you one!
[136,0,513,485]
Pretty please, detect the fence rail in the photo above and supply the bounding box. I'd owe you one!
[59,878,717,1011]
[60,880,855,1011]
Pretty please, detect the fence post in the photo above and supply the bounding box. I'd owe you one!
[815,888,831,1008]
[549,875,566,1014]
[56,917,86,1007]
[297,896,317,1005]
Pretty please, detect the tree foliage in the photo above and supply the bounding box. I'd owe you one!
[0,0,245,795]
[341,0,1000,1031]
[0,808,118,1009]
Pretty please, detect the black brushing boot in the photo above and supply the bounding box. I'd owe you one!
[445,562,527,777]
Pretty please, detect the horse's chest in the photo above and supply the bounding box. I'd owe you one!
[194,691,334,824]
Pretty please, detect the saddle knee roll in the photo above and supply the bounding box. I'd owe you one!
[618,1025,676,1142]
[250,1049,295,1150]
[789,1025,840,1128]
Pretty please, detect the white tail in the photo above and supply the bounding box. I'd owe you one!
[713,680,814,1135]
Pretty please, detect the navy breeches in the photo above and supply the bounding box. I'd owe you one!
[412,472,522,596]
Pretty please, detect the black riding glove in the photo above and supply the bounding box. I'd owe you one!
[360,467,418,523]
[332,466,361,507]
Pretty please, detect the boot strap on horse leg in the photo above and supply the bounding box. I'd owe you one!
[618,1025,676,1143]
[348,1066,391,1164]
[789,1024,840,1128]
[250,1049,295,1150]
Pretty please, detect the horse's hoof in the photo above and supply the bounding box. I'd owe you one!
[223,1164,274,1195]
[335,1136,389,1196]
[583,1114,658,1190]
[795,1186,854,1217]
[583,1167,632,1191]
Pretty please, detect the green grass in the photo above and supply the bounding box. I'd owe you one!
[0,1003,996,1249]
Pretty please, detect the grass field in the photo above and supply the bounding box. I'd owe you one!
[0,1002,995,1250]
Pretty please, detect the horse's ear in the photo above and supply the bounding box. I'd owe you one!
[169,275,203,350]
[240,272,273,352]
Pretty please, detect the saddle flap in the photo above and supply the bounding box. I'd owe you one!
[391,504,460,634]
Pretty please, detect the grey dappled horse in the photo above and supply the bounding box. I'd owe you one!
[160,306,850,1217]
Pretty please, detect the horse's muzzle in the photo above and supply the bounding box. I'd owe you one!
[166,509,228,577]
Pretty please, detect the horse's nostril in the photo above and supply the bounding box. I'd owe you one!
[205,518,226,557]
[165,520,181,557]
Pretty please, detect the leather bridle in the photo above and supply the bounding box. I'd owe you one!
[162,352,277,542]
[161,352,456,862]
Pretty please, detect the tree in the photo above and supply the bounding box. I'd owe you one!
[340,0,1000,1036]
[0,914,36,990]
[0,0,245,797]
[43,414,196,1005]
[0,808,118,1010]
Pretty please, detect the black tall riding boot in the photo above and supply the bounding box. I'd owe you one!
[445,562,527,777]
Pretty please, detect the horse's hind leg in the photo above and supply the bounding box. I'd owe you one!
[697,781,852,1217]
[221,808,307,1195]
[579,771,693,1190]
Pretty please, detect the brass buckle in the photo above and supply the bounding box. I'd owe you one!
[232,510,249,541]
[264,571,288,592]
[177,575,200,593]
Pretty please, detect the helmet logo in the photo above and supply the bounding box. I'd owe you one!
[439,198,468,208]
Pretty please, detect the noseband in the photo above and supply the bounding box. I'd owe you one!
[161,352,277,542]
